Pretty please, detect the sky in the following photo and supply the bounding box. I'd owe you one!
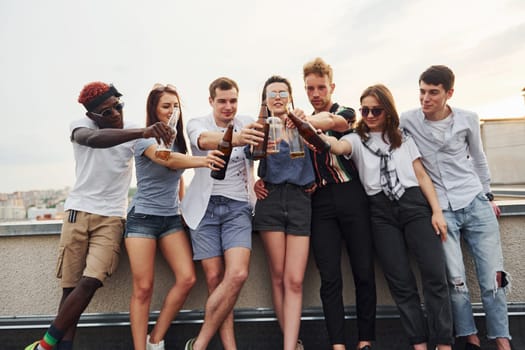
[1,0,524,193]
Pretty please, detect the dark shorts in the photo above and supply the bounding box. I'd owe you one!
[124,206,184,239]
[253,182,312,236]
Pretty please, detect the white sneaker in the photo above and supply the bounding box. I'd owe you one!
[146,334,165,350]
[296,339,304,350]
[184,337,196,350]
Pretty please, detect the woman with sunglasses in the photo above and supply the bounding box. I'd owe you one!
[251,75,316,350]
[321,84,453,350]
[124,84,224,350]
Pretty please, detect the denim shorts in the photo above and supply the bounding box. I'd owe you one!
[190,196,252,260]
[253,182,311,236]
[124,206,185,239]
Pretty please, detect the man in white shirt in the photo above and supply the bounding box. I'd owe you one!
[181,77,263,350]
[25,82,173,350]
[400,65,512,350]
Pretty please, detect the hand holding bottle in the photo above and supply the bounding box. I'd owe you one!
[155,107,180,160]
[286,104,330,153]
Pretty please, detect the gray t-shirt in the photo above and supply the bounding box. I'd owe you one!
[130,138,184,216]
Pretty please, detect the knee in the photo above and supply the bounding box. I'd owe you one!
[496,271,510,289]
[226,267,249,288]
[285,276,304,294]
[79,276,103,292]
[449,276,469,293]
[270,271,284,288]
[177,273,197,293]
[133,282,154,303]
[205,271,224,290]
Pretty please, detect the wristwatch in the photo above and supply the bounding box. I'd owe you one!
[485,192,495,201]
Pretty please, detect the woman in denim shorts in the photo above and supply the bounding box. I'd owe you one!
[251,76,315,350]
[124,84,224,350]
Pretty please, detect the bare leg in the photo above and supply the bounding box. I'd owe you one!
[149,231,196,343]
[282,235,309,350]
[259,231,286,332]
[53,277,102,341]
[56,288,75,342]
[193,247,250,350]
[125,237,157,350]
[200,256,236,349]
[466,334,481,347]
[495,337,512,350]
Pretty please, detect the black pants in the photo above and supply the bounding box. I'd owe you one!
[311,180,376,344]
[369,187,453,345]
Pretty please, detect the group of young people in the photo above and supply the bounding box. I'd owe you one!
[25,58,512,350]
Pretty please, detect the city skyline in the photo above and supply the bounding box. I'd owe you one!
[1,0,525,193]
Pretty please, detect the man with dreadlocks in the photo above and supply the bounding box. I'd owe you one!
[25,82,173,350]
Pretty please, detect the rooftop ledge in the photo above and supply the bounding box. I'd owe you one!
[1,199,525,237]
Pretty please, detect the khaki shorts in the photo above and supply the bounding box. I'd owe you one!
[56,211,124,288]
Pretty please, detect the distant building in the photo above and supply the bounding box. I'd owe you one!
[0,194,26,220]
[27,207,58,220]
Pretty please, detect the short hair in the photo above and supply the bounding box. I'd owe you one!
[78,81,122,111]
[146,84,187,154]
[356,84,402,149]
[419,65,455,91]
[303,57,333,83]
[208,77,239,100]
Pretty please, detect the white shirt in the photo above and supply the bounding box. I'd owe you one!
[181,113,256,230]
[341,132,421,196]
[64,117,138,217]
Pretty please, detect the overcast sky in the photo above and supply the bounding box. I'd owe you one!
[1,0,524,193]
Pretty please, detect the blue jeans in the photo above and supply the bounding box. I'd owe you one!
[443,192,511,339]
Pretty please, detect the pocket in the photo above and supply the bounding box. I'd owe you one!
[128,207,148,220]
[106,243,121,278]
[55,246,65,278]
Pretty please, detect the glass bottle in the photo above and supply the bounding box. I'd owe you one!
[155,107,180,160]
[251,103,270,160]
[210,122,234,180]
[286,104,331,153]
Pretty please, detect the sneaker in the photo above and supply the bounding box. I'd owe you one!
[184,337,196,350]
[24,341,40,350]
[146,334,165,350]
[465,343,481,350]
[296,339,304,350]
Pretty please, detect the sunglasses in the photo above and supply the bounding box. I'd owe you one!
[360,107,384,117]
[267,91,289,99]
[91,102,125,118]
[153,83,178,92]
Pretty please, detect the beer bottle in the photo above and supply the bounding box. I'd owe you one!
[286,104,331,152]
[210,122,234,180]
[251,103,270,160]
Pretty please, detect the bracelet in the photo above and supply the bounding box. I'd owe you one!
[485,192,495,201]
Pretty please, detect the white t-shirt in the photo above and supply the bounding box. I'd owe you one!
[426,116,453,143]
[181,113,256,230]
[64,117,138,217]
[341,132,421,196]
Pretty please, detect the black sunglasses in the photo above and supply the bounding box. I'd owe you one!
[360,107,384,117]
[91,102,125,118]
